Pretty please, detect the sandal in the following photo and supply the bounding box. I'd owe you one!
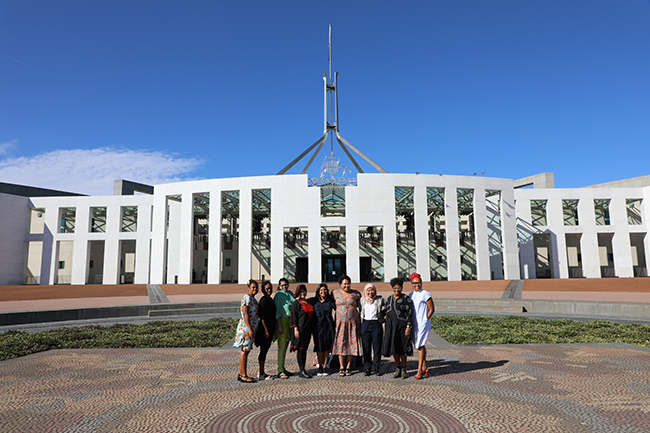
[339,369,346,376]
[344,369,352,376]
[237,374,256,383]
[423,368,429,378]
[414,370,422,380]
[278,372,290,379]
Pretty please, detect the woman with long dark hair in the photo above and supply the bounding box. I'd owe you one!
[290,284,315,378]
[254,281,276,380]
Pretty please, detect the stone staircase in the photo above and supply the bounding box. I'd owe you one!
[146,301,240,318]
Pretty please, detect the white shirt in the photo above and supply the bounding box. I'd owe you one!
[364,302,378,320]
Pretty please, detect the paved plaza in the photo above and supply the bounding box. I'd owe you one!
[1,339,650,432]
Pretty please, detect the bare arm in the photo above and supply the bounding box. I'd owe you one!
[426,298,435,320]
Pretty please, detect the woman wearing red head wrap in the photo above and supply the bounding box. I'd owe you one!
[409,273,435,379]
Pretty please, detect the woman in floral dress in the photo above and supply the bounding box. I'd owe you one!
[332,275,362,376]
[233,279,259,383]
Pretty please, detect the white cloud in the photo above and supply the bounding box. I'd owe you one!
[0,140,16,155]
[0,147,203,195]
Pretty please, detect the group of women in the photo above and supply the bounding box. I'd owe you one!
[233,273,434,383]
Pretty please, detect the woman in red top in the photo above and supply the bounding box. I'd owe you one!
[290,284,315,379]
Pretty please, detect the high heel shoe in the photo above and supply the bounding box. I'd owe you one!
[423,368,429,378]
[414,370,422,380]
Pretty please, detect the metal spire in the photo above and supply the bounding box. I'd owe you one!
[277,25,388,176]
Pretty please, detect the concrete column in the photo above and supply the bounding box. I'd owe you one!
[208,188,222,284]
[347,224,360,283]
[413,186,430,281]
[383,194,398,283]
[43,205,59,285]
[515,197,534,279]
[103,205,120,285]
[613,231,634,278]
[308,223,321,284]
[500,188,530,280]
[581,232,601,278]
[238,188,252,284]
[474,188,491,281]
[178,191,194,284]
[553,231,569,279]
[149,193,168,285]
[134,203,151,284]
[70,204,89,285]
[446,188,461,281]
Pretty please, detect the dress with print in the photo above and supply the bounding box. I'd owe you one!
[332,289,362,356]
[410,289,433,348]
[381,293,413,357]
[233,294,259,352]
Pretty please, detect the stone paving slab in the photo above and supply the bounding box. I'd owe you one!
[1,342,649,432]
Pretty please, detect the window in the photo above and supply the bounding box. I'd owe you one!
[594,199,610,226]
[58,261,65,269]
[321,186,345,217]
[121,206,138,232]
[627,199,642,225]
[90,207,107,233]
[530,200,547,226]
[59,208,76,233]
[395,187,416,279]
[562,200,579,226]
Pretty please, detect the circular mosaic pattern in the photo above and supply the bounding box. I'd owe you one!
[206,395,468,432]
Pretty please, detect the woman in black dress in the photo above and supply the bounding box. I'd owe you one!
[290,284,315,378]
[255,281,276,380]
[381,277,413,379]
[311,283,335,376]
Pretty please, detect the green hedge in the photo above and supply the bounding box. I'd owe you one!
[431,315,650,347]
[0,318,237,361]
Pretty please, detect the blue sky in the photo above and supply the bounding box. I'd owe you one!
[1,0,649,195]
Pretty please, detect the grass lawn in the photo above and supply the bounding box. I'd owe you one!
[1,316,649,361]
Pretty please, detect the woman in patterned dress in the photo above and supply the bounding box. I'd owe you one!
[381,277,413,379]
[233,279,260,383]
[332,275,362,376]
[409,273,435,379]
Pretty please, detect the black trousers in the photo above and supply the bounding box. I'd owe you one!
[361,320,383,370]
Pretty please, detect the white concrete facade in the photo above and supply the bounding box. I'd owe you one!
[1,172,649,286]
